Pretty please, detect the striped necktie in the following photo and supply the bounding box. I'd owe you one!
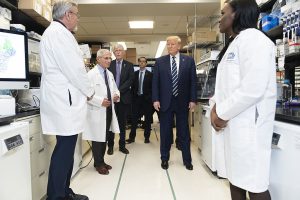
[171,56,178,97]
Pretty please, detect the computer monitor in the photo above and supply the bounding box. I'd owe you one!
[0,28,29,90]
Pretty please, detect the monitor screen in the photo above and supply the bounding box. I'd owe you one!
[0,28,29,89]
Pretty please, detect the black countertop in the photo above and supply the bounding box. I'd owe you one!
[275,106,300,125]
[0,110,40,126]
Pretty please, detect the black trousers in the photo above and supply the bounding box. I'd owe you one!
[129,95,152,140]
[107,102,129,149]
[47,134,78,200]
[92,107,112,167]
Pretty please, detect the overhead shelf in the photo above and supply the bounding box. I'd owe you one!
[184,42,222,50]
[259,0,277,12]
[285,52,300,63]
[266,24,283,39]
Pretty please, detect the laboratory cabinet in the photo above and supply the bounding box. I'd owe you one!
[269,121,300,200]
[16,114,83,200]
[0,122,32,200]
[16,114,51,200]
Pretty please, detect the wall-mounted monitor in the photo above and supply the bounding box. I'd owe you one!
[0,28,29,89]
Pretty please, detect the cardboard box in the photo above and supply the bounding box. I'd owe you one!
[192,30,216,43]
[19,0,43,15]
[126,56,137,64]
[42,5,52,21]
[126,48,136,57]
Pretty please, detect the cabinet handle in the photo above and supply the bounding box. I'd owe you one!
[28,120,33,124]
[29,136,34,141]
[38,148,45,153]
[39,171,45,177]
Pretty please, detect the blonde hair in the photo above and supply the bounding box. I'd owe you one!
[166,36,181,44]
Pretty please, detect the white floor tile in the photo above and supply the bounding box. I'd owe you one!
[70,121,231,200]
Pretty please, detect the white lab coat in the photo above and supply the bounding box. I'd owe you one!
[40,21,94,136]
[215,29,276,193]
[83,66,120,142]
[209,98,227,179]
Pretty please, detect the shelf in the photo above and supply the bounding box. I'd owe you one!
[259,0,277,13]
[185,42,222,50]
[285,52,300,63]
[29,71,42,76]
[266,24,283,39]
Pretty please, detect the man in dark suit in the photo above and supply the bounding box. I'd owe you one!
[107,44,134,155]
[126,57,153,144]
[152,36,197,171]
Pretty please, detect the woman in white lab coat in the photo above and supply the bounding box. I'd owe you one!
[83,49,120,174]
[211,0,276,199]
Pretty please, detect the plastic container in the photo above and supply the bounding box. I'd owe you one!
[282,79,292,102]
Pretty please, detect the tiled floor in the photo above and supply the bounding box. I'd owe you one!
[71,121,231,200]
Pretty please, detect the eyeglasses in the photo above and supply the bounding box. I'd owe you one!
[69,11,80,18]
[101,57,112,60]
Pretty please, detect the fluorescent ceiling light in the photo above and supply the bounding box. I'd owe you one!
[129,21,153,29]
[117,42,127,50]
[155,41,166,58]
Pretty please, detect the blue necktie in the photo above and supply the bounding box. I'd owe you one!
[171,56,178,97]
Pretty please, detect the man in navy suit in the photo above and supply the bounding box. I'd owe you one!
[152,36,197,170]
[107,44,134,155]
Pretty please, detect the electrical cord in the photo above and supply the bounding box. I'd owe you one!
[32,94,40,107]
[80,140,94,170]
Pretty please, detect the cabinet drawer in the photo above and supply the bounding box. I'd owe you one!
[30,145,50,178]
[31,170,48,200]
[29,133,44,153]
[17,115,41,135]
[42,134,56,145]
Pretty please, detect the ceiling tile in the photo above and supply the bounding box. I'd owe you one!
[153,28,176,34]
[101,17,128,22]
[107,29,131,34]
[155,16,181,22]
[103,21,129,29]
[76,24,88,35]
[130,29,153,34]
[79,17,102,23]
[128,16,154,21]
[80,22,108,34]
[155,21,177,29]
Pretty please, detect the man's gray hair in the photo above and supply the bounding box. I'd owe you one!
[97,49,110,58]
[112,44,125,51]
[52,0,77,20]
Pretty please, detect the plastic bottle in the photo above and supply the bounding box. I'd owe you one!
[282,79,292,103]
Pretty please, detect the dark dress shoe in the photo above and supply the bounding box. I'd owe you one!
[161,160,169,170]
[126,139,135,144]
[95,166,109,175]
[104,163,112,170]
[144,138,150,143]
[107,147,114,155]
[119,147,129,154]
[185,164,193,170]
[65,192,89,200]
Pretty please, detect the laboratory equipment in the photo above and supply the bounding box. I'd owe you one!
[0,122,31,200]
[0,28,29,89]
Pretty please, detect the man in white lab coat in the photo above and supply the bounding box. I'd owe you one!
[83,49,120,175]
[39,1,94,200]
